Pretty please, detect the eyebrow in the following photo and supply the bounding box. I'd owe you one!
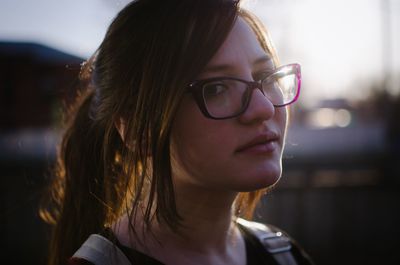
[202,55,273,74]
[253,55,273,66]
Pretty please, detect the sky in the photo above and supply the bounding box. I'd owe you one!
[1,0,399,105]
[246,0,400,104]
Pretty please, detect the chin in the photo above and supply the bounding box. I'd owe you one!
[234,164,283,192]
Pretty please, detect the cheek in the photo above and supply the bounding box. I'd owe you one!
[170,98,238,186]
[171,112,231,184]
[276,106,288,139]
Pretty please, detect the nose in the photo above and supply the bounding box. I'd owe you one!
[238,87,275,124]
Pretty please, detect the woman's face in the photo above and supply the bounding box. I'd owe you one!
[170,17,287,192]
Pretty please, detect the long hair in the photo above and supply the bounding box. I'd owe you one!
[40,1,280,264]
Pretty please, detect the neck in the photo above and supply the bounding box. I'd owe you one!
[150,184,245,265]
[156,185,238,252]
[113,183,246,265]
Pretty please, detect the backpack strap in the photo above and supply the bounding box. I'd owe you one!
[72,234,132,265]
[236,218,298,265]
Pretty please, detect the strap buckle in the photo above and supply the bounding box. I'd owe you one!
[259,231,292,254]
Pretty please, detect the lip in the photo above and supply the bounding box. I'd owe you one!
[236,131,280,154]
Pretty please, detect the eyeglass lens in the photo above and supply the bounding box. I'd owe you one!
[202,68,299,118]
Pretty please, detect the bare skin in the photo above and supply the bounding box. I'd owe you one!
[113,190,245,265]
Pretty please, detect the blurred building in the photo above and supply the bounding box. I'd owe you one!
[0,42,82,265]
[0,42,82,128]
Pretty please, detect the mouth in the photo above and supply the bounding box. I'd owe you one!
[236,132,280,154]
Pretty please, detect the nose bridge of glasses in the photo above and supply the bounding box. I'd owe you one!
[248,81,265,96]
[241,80,276,120]
[247,81,274,109]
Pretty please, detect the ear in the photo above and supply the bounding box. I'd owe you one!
[115,117,127,142]
[114,118,151,155]
[115,117,137,151]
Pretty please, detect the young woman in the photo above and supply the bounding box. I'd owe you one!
[41,0,312,264]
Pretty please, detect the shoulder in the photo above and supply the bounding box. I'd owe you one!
[70,234,132,265]
[69,230,164,265]
[236,218,315,265]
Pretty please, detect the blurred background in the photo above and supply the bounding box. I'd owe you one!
[0,0,399,264]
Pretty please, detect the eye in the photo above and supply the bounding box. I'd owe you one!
[203,82,228,98]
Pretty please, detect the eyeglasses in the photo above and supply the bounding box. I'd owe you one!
[188,63,301,120]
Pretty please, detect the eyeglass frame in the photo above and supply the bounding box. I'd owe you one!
[187,63,301,120]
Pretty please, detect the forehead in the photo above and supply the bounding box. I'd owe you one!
[203,17,270,72]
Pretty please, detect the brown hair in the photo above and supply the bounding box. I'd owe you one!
[40,1,279,265]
